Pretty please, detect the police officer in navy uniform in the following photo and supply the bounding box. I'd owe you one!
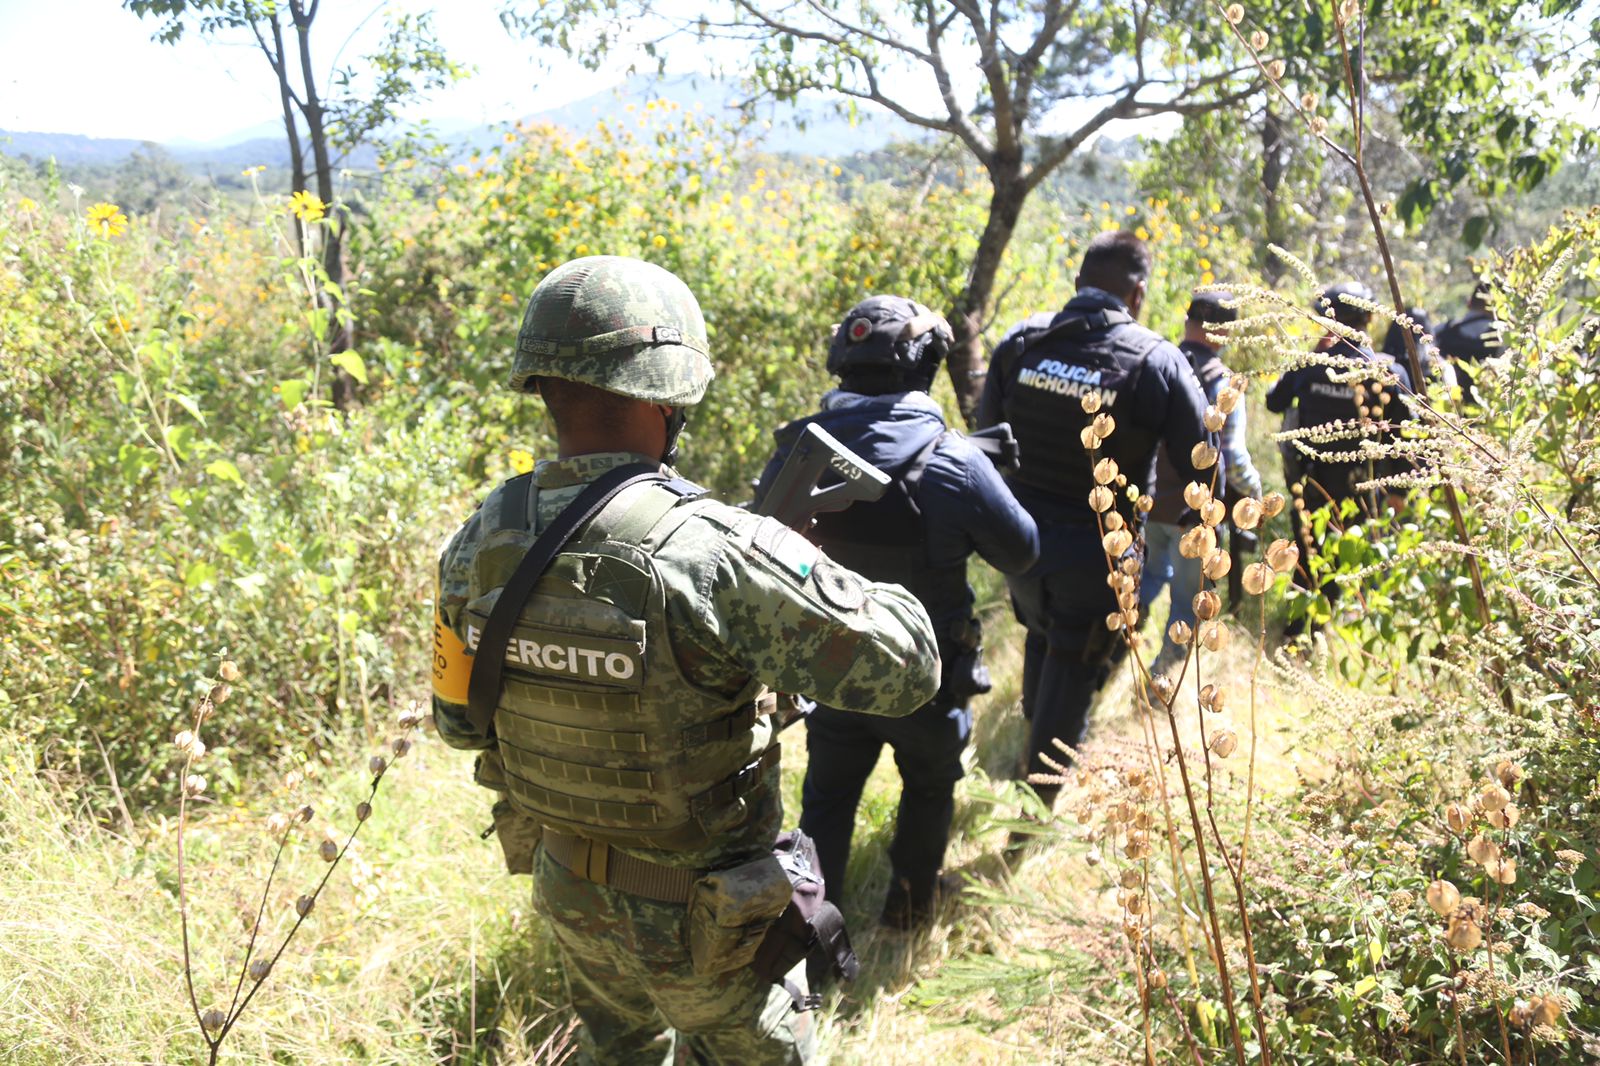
[1265,281,1413,626]
[977,231,1215,810]
[1433,279,1502,405]
[757,295,1039,928]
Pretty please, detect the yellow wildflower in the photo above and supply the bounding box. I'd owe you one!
[87,202,128,238]
[17,197,37,213]
[1135,226,1150,241]
[651,234,667,249]
[509,450,535,474]
[289,190,326,222]
[1124,205,1137,216]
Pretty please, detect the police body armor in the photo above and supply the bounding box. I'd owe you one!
[998,307,1167,516]
[464,475,773,856]
[799,426,982,706]
[1149,342,1229,525]
[1293,342,1388,504]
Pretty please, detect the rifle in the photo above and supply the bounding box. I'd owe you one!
[756,422,892,729]
[966,422,1021,473]
[756,422,892,531]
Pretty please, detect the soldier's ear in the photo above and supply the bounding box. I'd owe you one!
[1129,281,1147,319]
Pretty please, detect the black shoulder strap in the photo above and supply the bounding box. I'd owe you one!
[899,430,949,515]
[465,463,663,732]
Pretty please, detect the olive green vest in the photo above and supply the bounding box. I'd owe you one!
[463,478,774,853]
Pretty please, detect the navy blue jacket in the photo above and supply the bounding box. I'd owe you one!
[977,288,1216,566]
[1266,339,1414,496]
[757,390,1039,635]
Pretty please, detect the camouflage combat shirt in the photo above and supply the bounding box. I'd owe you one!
[433,451,942,867]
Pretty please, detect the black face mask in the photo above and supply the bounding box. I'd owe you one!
[661,406,689,465]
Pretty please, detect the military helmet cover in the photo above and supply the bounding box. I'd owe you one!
[509,256,714,405]
[826,295,954,378]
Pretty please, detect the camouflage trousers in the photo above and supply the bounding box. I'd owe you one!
[533,848,817,1066]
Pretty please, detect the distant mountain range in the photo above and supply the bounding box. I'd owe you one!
[0,74,904,170]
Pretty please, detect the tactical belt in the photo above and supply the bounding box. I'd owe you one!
[538,746,781,901]
[542,829,701,903]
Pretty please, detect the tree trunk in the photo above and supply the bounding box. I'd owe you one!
[1260,103,1289,285]
[946,173,1027,427]
[292,1,356,411]
[269,17,306,257]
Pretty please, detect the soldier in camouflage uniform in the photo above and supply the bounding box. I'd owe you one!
[430,256,941,1065]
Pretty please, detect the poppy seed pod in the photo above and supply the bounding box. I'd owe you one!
[1148,968,1169,990]
[1183,482,1212,510]
[1093,413,1116,439]
[1200,621,1229,652]
[1466,834,1499,866]
[1494,760,1524,789]
[1232,498,1262,530]
[1478,784,1510,813]
[356,802,372,822]
[1152,674,1177,703]
[201,1008,227,1032]
[1191,442,1219,470]
[1487,803,1519,829]
[1201,499,1226,528]
[1209,729,1238,758]
[1266,539,1300,573]
[298,804,314,823]
[1217,388,1241,415]
[248,959,271,982]
[1203,406,1226,432]
[1120,867,1143,889]
[1426,880,1461,917]
[1250,28,1268,49]
[1080,392,1102,414]
[1267,58,1286,80]
[1167,620,1193,646]
[1444,802,1472,834]
[1445,918,1482,952]
[1193,590,1222,621]
[1120,890,1145,915]
[1224,2,1244,23]
[295,895,315,918]
[265,812,291,835]
[369,755,387,775]
[1103,529,1134,557]
[184,774,207,797]
[1199,684,1225,713]
[1261,492,1286,518]
[1089,485,1115,512]
[391,737,412,759]
[1104,511,1126,532]
[1241,562,1274,595]
[1080,426,1099,449]
[319,839,339,862]
[1533,996,1564,1026]
[1488,857,1517,885]
[1106,611,1126,632]
[1179,524,1216,560]
[219,660,241,682]
[1094,458,1119,485]
[1136,494,1154,513]
[1203,550,1232,582]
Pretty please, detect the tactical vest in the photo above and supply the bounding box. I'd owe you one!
[1292,343,1389,502]
[999,308,1166,512]
[465,476,773,854]
[1149,343,1229,525]
[806,429,970,650]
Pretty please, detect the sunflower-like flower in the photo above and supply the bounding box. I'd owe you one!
[86,202,128,238]
[288,190,326,223]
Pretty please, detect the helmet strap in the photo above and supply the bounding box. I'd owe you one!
[661,406,689,465]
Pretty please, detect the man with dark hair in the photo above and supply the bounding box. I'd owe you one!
[1266,281,1414,630]
[1140,291,1262,671]
[757,295,1038,929]
[430,256,941,1064]
[1434,279,1502,404]
[978,231,1216,810]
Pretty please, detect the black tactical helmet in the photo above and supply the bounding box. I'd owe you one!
[1187,290,1239,324]
[1317,281,1374,330]
[826,295,954,391]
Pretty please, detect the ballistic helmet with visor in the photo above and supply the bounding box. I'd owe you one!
[509,256,713,405]
[826,295,953,386]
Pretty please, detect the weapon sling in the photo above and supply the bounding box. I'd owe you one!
[465,462,664,734]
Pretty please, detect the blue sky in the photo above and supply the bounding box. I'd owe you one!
[0,0,638,142]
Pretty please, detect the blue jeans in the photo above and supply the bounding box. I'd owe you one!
[799,697,971,902]
[1138,519,1207,674]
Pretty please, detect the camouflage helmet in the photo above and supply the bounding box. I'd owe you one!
[826,295,953,381]
[509,256,713,405]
